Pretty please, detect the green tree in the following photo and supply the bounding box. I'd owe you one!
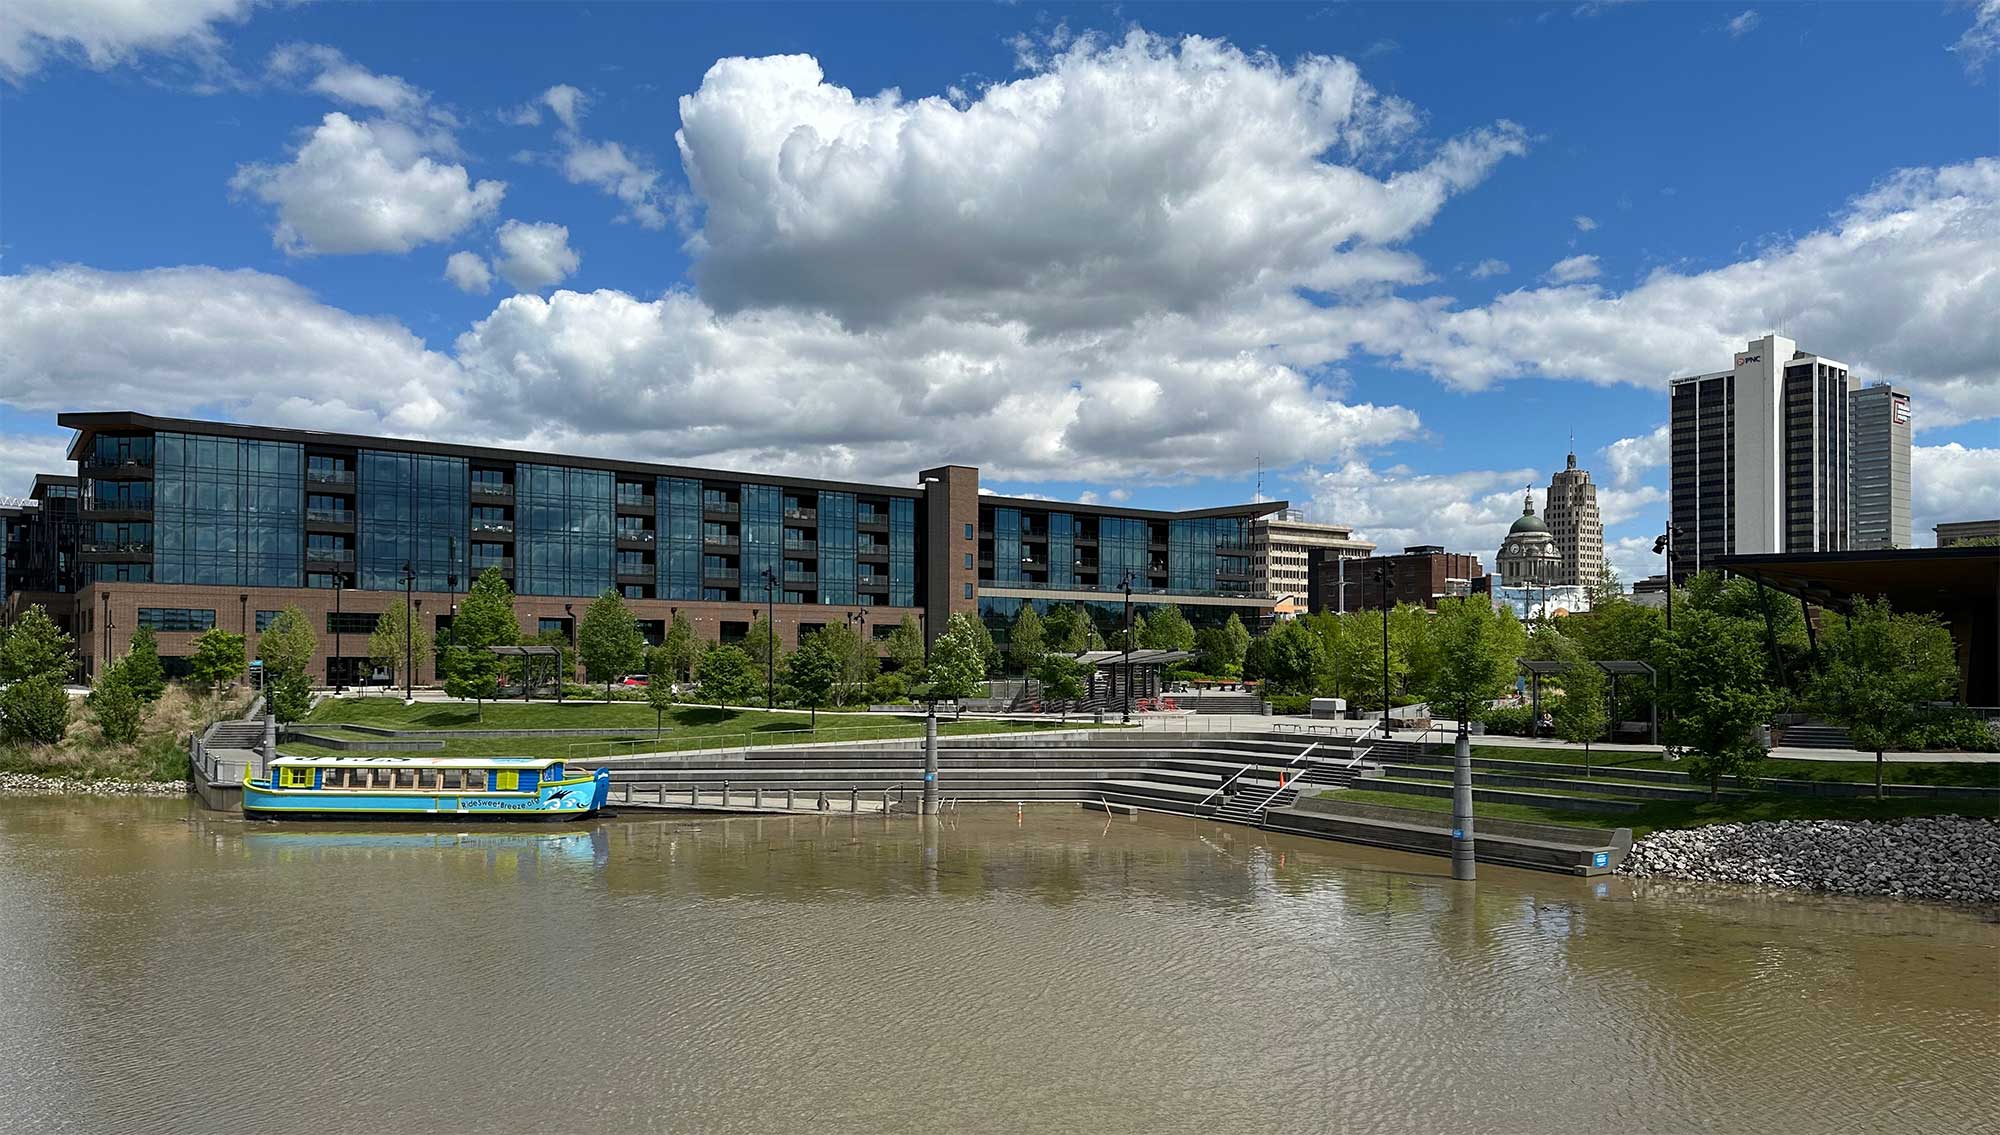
[1345,608,1413,711]
[256,607,317,684]
[1042,604,1094,654]
[440,646,501,719]
[88,662,142,744]
[963,615,1000,677]
[658,611,701,684]
[886,613,927,681]
[1193,627,1237,676]
[368,601,431,686]
[695,644,758,709]
[1660,606,1778,800]
[267,668,315,725]
[577,589,645,700]
[925,612,989,704]
[123,625,166,703]
[1258,620,1324,695]
[1032,651,1090,722]
[743,614,778,670]
[645,648,677,736]
[1808,598,1961,797]
[1007,604,1047,675]
[1138,604,1196,652]
[439,567,518,718]
[186,629,247,694]
[1421,598,1515,733]
[1554,654,1609,775]
[787,629,844,729]
[1,674,71,744]
[1,604,75,682]
[1222,613,1251,672]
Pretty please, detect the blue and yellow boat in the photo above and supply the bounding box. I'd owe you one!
[243,755,610,821]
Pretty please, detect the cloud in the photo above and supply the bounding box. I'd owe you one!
[1601,424,1668,486]
[1542,254,1601,283]
[444,251,492,294]
[1913,442,2000,545]
[1325,158,2000,427]
[1954,1,2000,75]
[492,221,581,291]
[0,429,72,502]
[0,0,258,85]
[675,31,1526,328]
[1467,258,1509,279]
[1573,214,1598,232]
[1727,10,1761,38]
[1301,460,1539,558]
[515,82,678,229]
[541,83,585,131]
[267,43,434,122]
[231,112,506,254]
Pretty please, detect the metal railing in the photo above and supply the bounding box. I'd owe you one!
[306,508,355,523]
[783,541,818,556]
[784,508,817,521]
[1192,741,1323,813]
[306,548,356,563]
[563,718,1086,764]
[306,469,355,485]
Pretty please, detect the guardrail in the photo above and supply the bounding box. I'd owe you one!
[564,720,1076,763]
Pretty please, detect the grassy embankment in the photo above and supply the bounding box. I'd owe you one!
[294,697,1107,760]
[1317,741,1999,837]
[0,686,252,783]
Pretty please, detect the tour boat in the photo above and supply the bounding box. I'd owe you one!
[243,755,611,821]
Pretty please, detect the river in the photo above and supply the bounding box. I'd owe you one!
[1,797,1993,1134]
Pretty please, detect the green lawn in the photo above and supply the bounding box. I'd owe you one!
[295,697,1106,760]
[1465,744,2000,789]
[1320,786,1999,839]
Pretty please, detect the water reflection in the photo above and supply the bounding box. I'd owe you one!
[0,799,1992,1135]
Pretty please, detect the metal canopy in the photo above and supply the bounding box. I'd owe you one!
[489,645,562,657]
[1516,658,1655,677]
[1073,649,1193,669]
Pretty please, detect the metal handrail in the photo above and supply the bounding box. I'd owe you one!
[1193,741,1321,812]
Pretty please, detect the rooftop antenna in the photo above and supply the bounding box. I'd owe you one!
[1254,453,1264,504]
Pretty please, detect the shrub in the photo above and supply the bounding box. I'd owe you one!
[88,667,143,744]
[268,669,315,724]
[868,672,910,704]
[1266,693,1313,715]
[1910,711,2000,753]
[1479,705,1534,737]
[2,675,73,744]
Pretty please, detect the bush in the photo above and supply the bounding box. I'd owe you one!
[868,672,909,704]
[268,669,314,724]
[2,675,73,744]
[88,669,143,744]
[1479,705,1534,737]
[1266,693,1313,715]
[1908,711,2000,753]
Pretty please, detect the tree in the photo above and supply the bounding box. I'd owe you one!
[256,607,317,685]
[1138,604,1195,652]
[1193,627,1237,676]
[1258,621,1324,695]
[1421,599,1515,731]
[577,590,645,700]
[925,613,989,704]
[658,611,701,684]
[1554,655,1609,776]
[743,614,778,670]
[787,629,844,730]
[1033,651,1089,721]
[267,668,315,725]
[440,646,501,720]
[368,600,431,686]
[695,644,758,709]
[1659,606,1778,800]
[886,614,927,680]
[88,662,142,744]
[1809,598,1961,798]
[1223,613,1251,673]
[644,647,676,737]
[123,625,166,703]
[187,629,247,694]
[441,567,518,718]
[1,604,75,683]
[1007,604,1047,676]
[523,628,575,690]
[1042,604,1094,655]
[0,674,70,744]
[963,615,1000,677]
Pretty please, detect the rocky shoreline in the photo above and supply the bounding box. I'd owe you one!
[1620,816,2000,904]
[0,772,189,798]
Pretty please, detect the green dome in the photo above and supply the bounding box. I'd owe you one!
[1508,511,1550,537]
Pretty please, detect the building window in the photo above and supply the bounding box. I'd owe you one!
[255,610,283,632]
[357,449,468,593]
[964,553,974,570]
[153,432,303,588]
[136,608,216,632]
[962,583,973,599]
[538,617,570,637]
[326,612,380,635]
[964,523,974,540]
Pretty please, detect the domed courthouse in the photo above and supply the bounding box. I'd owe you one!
[1495,489,1563,587]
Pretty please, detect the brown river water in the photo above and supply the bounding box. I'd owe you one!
[1,796,1994,1135]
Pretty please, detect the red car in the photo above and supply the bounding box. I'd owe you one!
[620,674,650,687]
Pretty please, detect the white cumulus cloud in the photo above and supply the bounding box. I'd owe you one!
[492,221,581,291]
[1574,214,1598,232]
[1602,424,1669,487]
[1727,10,1761,38]
[1467,259,1510,279]
[1543,254,1602,283]
[444,251,492,294]
[231,112,505,255]
[1913,442,2000,545]
[0,0,258,85]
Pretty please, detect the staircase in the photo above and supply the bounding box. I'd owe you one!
[203,720,266,752]
[1779,722,1853,750]
[1182,690,1267,715]
[1209,749,1368,826]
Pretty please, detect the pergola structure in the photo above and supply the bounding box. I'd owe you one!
[489,644,566,702]
[1073,649,1193,709]
[1515,658,1658,744]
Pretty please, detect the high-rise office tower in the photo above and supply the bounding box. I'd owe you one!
[1544,449,1603,586]
[1849,383,1912,550]
[1668,334,1858,576]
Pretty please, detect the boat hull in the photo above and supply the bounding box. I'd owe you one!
[243,770,611,822]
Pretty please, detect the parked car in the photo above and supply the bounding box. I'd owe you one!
[620,674,649,687]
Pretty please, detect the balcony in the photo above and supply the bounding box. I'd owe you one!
[306,547,356,565]
[704,568,740,585]
[857,513,888,530]
[470,556,514,574]
[615,531,657,549]
[80,541,153,555]
[615,493,656,515]
[470,482,514,503]
[616,569,654,586]
[703,501,740,519]
[784,507,817,522]
[471,520,514,537]
[306,469,355,487]
[782,540,818,557]
[858,542,887,558]
[858,575,888,591]
[81,457,152,479]
[782,571,818,587]
[306,507,355,524]
[702,536,739,552]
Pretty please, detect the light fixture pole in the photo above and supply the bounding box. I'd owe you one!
[400,561,415,705]
[334,581,344,691]
[1375,564,1392,739]
[761,566,777,708]
[1119,570,1136,724]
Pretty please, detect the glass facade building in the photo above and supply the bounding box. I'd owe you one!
[153,432,302,587]
[358,450,467,592]
[515,463,612,597]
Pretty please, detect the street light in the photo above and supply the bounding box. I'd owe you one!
[1374,564,1392,739]
[400,561,415,705]
[1119,569,1136,724]
[760,566,777,709]
[1651,524,1683,631]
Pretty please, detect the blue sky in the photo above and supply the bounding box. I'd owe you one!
[3,1,1996,583]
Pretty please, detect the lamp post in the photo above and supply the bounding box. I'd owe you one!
[1119,570,1136,724]
[1375,564,1392,738]
[1651,524,1682,632]
[760,566,777,709]
[101,590,112,680]
[333,580,344,691]
[400,561,415,705]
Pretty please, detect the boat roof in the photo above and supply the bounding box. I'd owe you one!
[270,755,561,769]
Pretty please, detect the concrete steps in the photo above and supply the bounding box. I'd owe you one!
[1780,722,1854,749]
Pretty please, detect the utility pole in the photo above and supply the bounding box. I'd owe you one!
[1452,690,1476,881]
[761,566,777,709]
[1120,570,1136,724]
[401,561,415,705]
[1375,564,1392,739]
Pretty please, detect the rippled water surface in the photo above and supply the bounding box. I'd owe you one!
[1,797,1994,1134]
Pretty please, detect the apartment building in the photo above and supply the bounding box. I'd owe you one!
[1247,509,1374,615]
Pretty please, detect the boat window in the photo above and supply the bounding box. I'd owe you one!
[442,770,463,790]
[417,769,438,790]
[395,769,416,789]
[495,770,519,791]
[463,769,488,791]
[279,767,315,789]
[323,768,347,788]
